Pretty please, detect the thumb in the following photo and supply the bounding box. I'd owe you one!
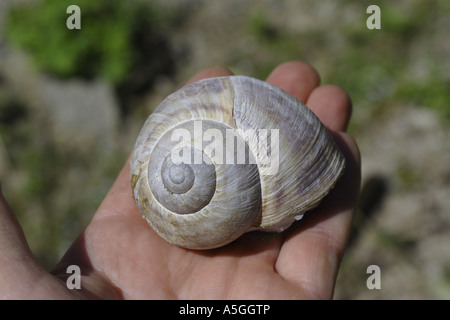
[0,185,118,299]
[0,184,47,297]
[0,185,32,258]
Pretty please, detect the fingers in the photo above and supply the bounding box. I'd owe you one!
[276,133,361,298]
[185,66,234,85]
[265,61,359,298]
[307,85,352,132]
[188,62,352,134]
[266,61,352,133]
[0,186,31,258]
[266,61,320,103]
[0,185,47,297]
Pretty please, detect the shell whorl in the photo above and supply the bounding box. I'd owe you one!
[130,75,345,249]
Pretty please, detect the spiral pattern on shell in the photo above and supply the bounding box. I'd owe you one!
[130,75,345,249]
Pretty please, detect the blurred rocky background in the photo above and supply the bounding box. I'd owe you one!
[0,0,449,299]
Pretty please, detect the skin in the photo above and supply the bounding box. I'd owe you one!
[0,61,360,299]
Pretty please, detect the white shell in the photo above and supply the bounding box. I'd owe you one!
[130,76,345,249]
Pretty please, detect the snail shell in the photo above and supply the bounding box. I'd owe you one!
[130,76,345,249]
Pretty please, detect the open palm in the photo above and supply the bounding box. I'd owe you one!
[0,61,360,299]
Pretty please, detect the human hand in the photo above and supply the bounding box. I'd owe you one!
[0,61,360,299]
